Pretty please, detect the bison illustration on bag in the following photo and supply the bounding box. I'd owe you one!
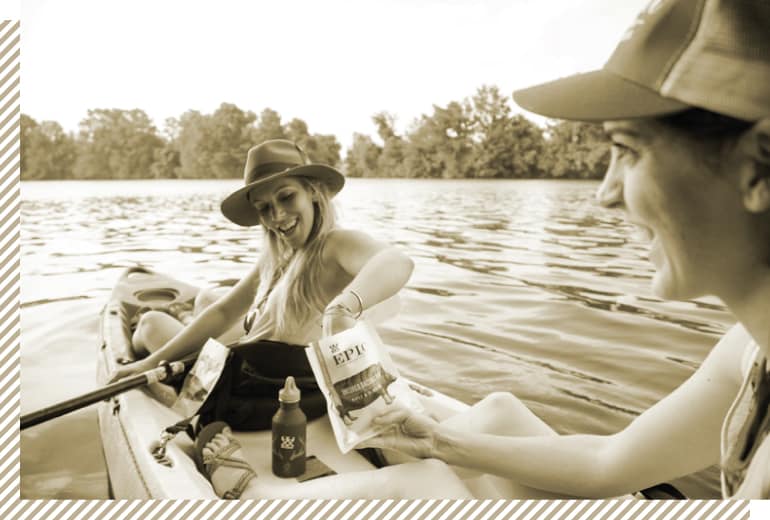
[331,363,397,424]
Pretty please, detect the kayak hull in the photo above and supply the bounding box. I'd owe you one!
[96,266,468,499]
[96,266,216,498]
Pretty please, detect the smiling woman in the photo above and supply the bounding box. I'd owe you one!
[109,140,416,424]
[597,113,760,302]
[360,0,770,500]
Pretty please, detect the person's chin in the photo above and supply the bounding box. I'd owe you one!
[651,267,695,301]
[288,229,311,249]
[652,274,676,300]
[649,243,677,299]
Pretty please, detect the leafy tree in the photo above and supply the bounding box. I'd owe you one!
[21,114,77,180]
[462,86,545,178]
[254,108,286,143]
[150,144,181,178]
[21,84,614,181]
[370,112,407,177]
[175,110,208,178]
[285,118,341,166]
[542,121,610,179]
[285,118,310,144]
[344,133,381,178]
[303,134,341,167]
[175,103,256,178]
[403,101,475,179]
[74,109,163,179]
[149,117,182,178]
[372,112,397,141]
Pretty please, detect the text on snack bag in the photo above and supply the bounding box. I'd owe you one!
[329,342,367,367]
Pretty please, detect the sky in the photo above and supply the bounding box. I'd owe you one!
[20,0,650,149]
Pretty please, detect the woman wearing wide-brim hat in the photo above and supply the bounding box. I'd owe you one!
[220,139,346,227]
[111,138,415,405]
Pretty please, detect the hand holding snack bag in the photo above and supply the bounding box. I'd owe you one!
[307,316,423,453]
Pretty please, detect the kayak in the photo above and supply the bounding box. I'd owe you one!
[95,266,469,499]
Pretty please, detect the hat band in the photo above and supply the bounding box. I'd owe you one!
[246,161,302,183]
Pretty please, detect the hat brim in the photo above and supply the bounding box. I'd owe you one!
[513,69,690,122]
[221,164,345,227]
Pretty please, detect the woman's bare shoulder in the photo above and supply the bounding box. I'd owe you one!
[320,228,378,259]
[705,322,756,385]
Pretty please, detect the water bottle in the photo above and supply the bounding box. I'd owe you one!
[271,376,307,477]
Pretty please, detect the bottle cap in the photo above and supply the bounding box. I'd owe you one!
[279,376,301,403]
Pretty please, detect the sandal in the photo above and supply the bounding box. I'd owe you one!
[194,421,257,499]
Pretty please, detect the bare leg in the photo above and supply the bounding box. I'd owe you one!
[132,286,244,355]
[442,392,570,498]
[257,459,473,499]
[132,311,184,356]
[203,432,473,499]
[382,391,570,499]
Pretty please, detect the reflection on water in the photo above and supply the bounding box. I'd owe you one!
[20,178,732,498]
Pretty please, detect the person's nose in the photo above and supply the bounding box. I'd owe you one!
[596,163,624,208]
[271,202,287,221]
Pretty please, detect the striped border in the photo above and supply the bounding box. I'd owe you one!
[4,499,754,519]
[4,15,758,520]
[1,15,20,514]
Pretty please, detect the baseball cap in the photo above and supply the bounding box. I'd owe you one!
[513,0,770,122]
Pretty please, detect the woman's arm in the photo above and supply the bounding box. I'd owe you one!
[370,324,748,497]
[322,228,414,315]
[110,265,261,380]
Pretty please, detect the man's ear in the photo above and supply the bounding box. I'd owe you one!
[738,118,770,213]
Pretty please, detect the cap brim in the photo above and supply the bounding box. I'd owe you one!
[513,69,690,122]
[221,164,345,227]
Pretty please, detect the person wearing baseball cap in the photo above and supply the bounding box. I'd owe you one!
[366,0,770,499]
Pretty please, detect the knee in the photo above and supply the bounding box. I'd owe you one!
[134,310,170,337]
[477,391,555,437]
[473,391,532,432]
[479,391,525,414]
[132,310,175,351]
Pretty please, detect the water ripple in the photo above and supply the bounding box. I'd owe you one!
[20,178,728,497]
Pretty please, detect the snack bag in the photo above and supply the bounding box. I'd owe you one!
[307,320,423,453]
[172,338,230,417]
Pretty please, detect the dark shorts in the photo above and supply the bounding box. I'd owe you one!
[199,338,327,431]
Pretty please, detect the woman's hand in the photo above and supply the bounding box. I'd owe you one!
[107,357,158,384]
[322,303,358,336]
[360,404,442,459]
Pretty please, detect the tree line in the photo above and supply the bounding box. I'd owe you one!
[20,85,610,181]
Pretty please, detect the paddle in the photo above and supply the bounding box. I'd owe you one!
[20,360,189,430]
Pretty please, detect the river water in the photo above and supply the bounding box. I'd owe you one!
[19,178,731,498]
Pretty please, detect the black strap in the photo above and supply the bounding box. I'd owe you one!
[161,414,199,441]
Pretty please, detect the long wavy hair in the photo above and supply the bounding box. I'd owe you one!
[250,176,337,338]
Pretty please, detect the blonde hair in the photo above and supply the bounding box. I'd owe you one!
[251,177,337,337]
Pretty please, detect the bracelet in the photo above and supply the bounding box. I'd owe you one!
[348,290,364,319]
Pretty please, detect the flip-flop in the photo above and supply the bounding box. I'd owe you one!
[194,421,257,499]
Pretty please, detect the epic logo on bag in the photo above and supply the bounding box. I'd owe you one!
[307,321,423,453]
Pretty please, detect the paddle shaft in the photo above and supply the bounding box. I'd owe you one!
[20,361,187,430]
